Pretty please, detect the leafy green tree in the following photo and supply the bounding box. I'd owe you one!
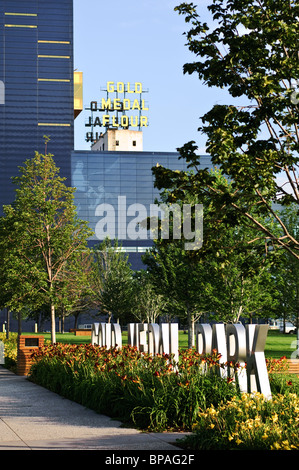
[205,223,278,323]
[146,168,279,342]
[92,238,135,324]
[154,1,298,260]
[143,238,212,347]
[131,270,166,324]
[142,183,213,347]
[270,204,299,347]
[54,250,95,332]
[0,152,92,344]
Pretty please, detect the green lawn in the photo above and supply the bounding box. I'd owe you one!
[264,330,298,359]
[22,328,298,359]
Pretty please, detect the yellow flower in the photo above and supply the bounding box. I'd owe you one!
[272,413,278,423]
[281,440,291,450]
[235,438,242,445]
[245,419,253,429]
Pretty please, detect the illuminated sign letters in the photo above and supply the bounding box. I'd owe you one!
[85,81,149,142]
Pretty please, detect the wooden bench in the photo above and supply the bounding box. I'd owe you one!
[70,329,92,336]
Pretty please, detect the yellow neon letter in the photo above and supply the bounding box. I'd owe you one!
[107,81,114,93]
[140,116,148,127]
[112,116,119,127]
[101,98,111,109]
[130,116,138,127]
[135,82,142,93]
[123,99,130,110]
[141,99,149,111]
[127,82,134,93]
[102,115,110,126]
[121,115,129,128]
[117,82,124,93]
[132,99,140,110]
[113,98,122,110]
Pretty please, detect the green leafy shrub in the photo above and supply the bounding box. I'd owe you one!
[29,343,238,431]
[29,342,299,445]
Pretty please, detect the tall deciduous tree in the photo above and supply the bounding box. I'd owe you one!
[154,1,298,260]
[146,168,279,343]
[92,238,135,324]
[131,270,166,324]
[271,204,299,347]
[0,152,92,344]
[54,249,95,332]
[142,238,212,347]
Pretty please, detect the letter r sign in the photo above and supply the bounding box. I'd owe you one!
[0,81,4,104]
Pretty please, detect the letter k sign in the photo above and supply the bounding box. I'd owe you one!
[0,81,5,105]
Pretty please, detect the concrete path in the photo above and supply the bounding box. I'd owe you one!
[0,366,189,451]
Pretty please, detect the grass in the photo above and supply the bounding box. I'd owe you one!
[264,330,298,359]
[21,328,298,358]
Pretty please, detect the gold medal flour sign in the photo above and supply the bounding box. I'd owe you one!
[85,81,149,142]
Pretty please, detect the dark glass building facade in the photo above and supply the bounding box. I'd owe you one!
[0,0,74,208]
[72,150,213,269]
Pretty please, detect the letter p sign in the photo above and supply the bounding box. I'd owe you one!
[0,81,4,105]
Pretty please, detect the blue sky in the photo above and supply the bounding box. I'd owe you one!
[73,0,230,153]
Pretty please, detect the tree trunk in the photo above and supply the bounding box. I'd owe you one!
[61,312,65,334]
[187,309,195,349]
[236,305,243,323]
[51,303,56,344]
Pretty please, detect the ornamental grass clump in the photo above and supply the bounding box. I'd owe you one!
[29,343,237,431]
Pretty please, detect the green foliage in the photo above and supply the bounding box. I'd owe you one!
[131,270,166,323]
[92,238,135,324]
[0,152,93,343]
[164,1,299,259]
[29,344,238,431]
[179,392,299,450]
[145,169,279,327]
[270,205,299,328]
[28,341,299,448]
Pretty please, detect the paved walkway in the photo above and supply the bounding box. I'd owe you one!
[0,366,189,451]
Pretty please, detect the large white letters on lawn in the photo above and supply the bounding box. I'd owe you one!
[92,322,122,349]
[196,323,271,398]
[127,322,179,363]
[91,322,271,398]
